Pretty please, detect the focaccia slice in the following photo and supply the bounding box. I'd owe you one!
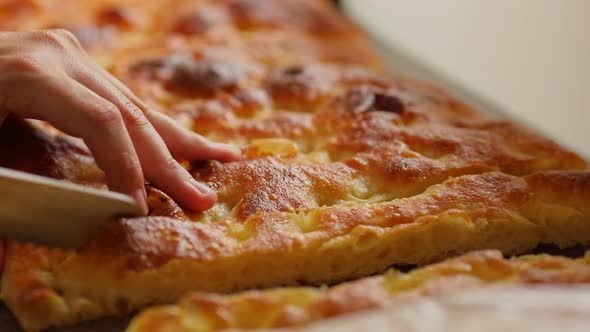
[126,249,590,331]
[3,164,590,331]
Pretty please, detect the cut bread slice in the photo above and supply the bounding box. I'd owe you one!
[126,249,590,331]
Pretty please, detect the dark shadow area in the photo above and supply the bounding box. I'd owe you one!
[524,243,589,259]
[0,303,130,332]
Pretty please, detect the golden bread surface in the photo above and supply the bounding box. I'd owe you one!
[0,0,589,331]
[127,249,590,332]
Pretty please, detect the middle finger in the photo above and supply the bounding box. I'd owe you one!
[74,69,217,211]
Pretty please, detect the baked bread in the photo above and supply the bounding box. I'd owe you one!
[0,0,589,331]
[126,249,590,331]
[288,286,590,332]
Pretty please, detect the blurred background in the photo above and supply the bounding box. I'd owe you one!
[343,0,590,159]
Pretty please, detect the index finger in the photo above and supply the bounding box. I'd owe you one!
[5,73,148,213]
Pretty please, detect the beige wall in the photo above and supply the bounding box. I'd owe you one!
[345,0,590,159]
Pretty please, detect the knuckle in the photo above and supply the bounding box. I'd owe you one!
[54,29,83,49]
[53,28,77,41]
[121,103,150,129]
[163,157,183,174]
[32,29,80,50]
[32,30,62,46]
[88,103,122,127]
[118,151,142,176]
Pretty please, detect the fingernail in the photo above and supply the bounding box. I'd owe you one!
[216,143,242,159]
[191,179,214,196]
[228,145,242,157]
[133,188,149,214]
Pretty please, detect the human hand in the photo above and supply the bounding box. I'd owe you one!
[0,29,241,213]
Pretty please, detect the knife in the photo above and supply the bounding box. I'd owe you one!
[0,167,144,249]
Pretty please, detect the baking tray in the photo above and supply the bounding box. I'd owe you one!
[1,2,587,331]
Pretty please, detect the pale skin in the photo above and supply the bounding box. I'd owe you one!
[0,29,244,271]
[0,29,242,211]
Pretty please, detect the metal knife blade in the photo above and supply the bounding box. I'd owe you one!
[0,167,144,249]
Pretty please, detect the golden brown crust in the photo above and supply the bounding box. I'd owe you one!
[82,171,590,269]
[5,169,590,331]
[126,250,590,332]
[0,118,104,186]
[0,1,589,331]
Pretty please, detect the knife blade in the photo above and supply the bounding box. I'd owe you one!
[0,167,144,249]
